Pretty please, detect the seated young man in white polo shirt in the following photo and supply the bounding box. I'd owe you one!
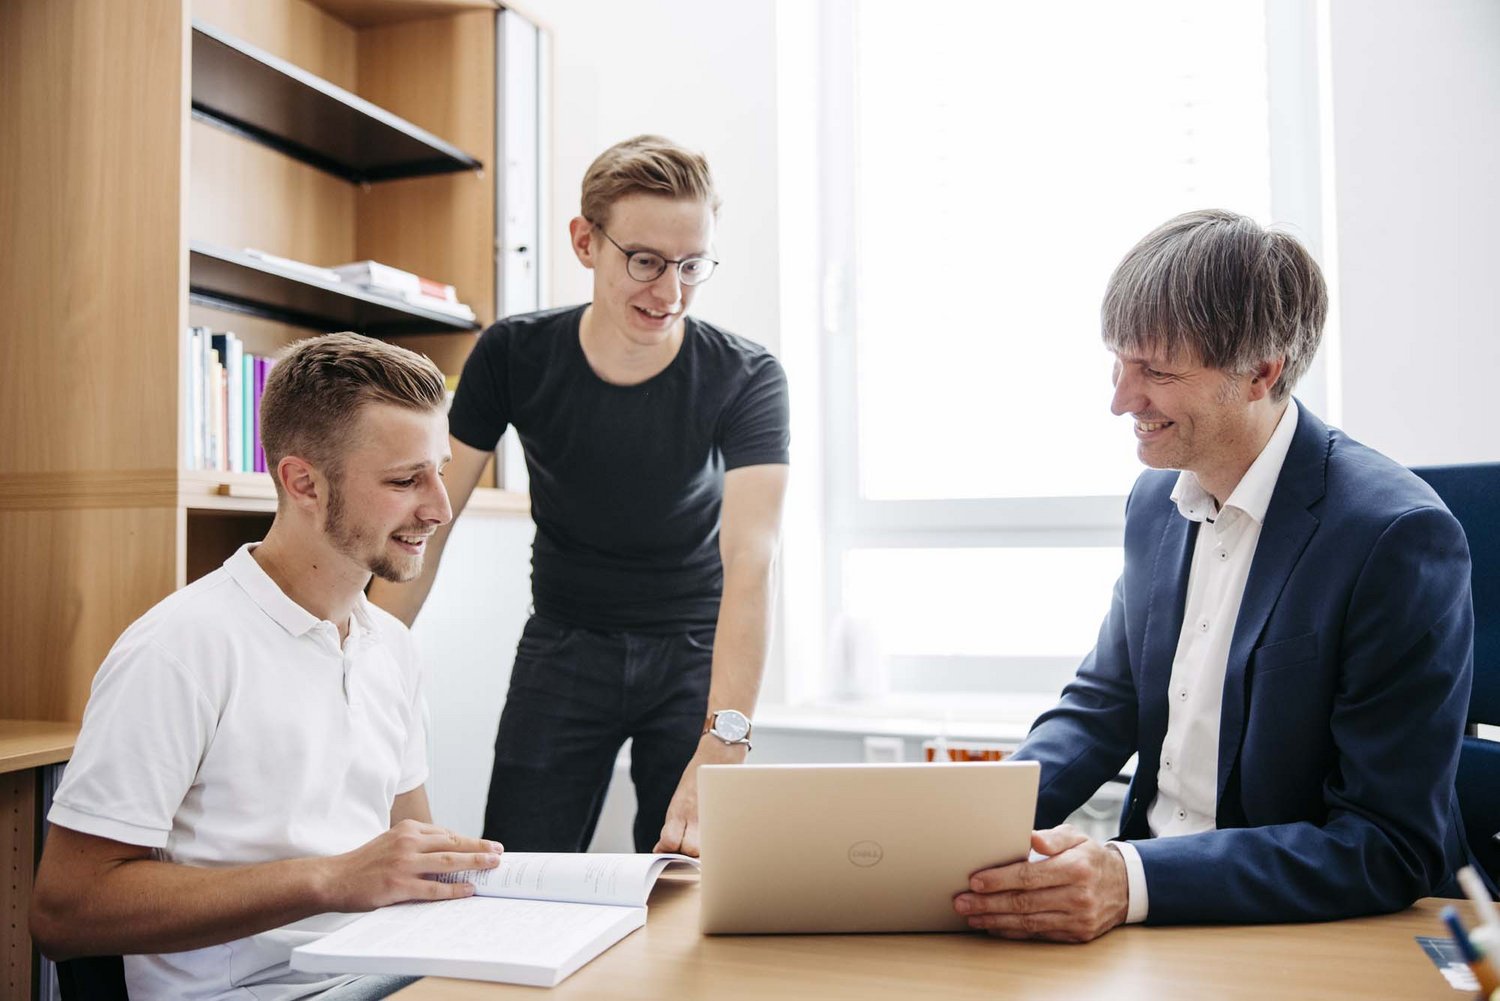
[30,333,503,1001]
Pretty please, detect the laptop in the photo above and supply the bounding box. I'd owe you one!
[697,760,1039,934]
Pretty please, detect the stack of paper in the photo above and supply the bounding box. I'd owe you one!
[333,260,476,321]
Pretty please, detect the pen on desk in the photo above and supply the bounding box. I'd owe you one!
[1459,866,1500,947]
[1442,905,1500,996]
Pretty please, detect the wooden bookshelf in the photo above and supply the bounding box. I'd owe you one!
[1,0,536,727]
[189,241,481,335]
[180,470,527,517]
[191,19,484,184]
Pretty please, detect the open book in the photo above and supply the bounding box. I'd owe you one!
[291,852,698,988]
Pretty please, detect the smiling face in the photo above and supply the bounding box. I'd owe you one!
[1109,346,1263,488]
[321,402,453,583]
[573,193,716,348]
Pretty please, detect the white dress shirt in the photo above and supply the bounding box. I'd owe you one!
[1112,401,1299,923]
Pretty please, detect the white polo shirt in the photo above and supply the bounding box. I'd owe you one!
[50,544,429,1001]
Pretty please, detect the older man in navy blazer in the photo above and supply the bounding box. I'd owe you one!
[953,210,1473,941]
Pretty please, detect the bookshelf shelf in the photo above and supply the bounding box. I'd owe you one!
[189,242,481,336]
[191,20,484,184]
[180,470,529,517]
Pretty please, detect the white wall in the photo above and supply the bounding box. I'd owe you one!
[533,0,782,361]
[412,512,535,836]
[1326,0,1500,464]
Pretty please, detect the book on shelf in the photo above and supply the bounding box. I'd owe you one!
[290,852,697,988]
[399,289,476,321]
[332,259,468,313]
[185,327,276,475]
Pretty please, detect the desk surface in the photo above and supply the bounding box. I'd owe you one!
[393,877,1462,1001]
[0,719,78,774]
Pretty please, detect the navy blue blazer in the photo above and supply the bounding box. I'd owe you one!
[1013,405,1474,923]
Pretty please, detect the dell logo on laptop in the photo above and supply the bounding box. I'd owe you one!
[848,840,883,867]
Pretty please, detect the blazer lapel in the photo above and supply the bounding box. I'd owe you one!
[1216,405,1329,803]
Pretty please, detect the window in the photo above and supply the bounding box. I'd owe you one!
[801,0,1322,711]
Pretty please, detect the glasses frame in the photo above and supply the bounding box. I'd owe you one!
[591,223,720,286]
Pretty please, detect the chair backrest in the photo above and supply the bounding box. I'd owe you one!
[55,954,129,1001]
[1412,463,1500,725]
[1412,462,1500,886]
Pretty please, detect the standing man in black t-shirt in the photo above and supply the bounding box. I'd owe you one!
[370,135,790,856]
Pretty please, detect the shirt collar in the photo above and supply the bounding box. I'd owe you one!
[225,543,373,643]
[1170,399,1300,526]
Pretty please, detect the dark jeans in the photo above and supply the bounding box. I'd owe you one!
[482,614,714,852]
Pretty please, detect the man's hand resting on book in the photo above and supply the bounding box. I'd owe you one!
[951,825,1129,943]
[318,819,504,911]
[653,734,750,857]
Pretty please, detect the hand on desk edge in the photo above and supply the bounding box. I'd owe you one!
[953,824,1129,943]
[652,735,750,858]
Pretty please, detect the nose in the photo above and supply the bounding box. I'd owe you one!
[421,475,453,527]
[1110,361,1142,417]
[649,265,683,306]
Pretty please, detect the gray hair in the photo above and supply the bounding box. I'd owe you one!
[1101,209,1327,402]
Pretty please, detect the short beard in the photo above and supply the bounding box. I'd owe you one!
[325,473,418,583]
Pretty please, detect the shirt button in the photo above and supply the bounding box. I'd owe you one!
[1178,689,1188,701]
[1218,550,1229,561]
[1197,619,1210,633]
[1177,808,1187,820]
[1163,758,1173,769]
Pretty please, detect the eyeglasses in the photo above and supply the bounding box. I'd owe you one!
[592,224,719,286]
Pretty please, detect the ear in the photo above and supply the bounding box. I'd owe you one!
[569,216,597,270]
[276,455,323,513]
[1246,357,1286,402]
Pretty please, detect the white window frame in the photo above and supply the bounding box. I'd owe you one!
[784,0,1334,712]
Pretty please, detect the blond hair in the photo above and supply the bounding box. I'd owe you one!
[580,135,721,226]
[260,332,446,499]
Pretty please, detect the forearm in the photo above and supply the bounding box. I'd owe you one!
[33,854,330,960]
[1131,813,1432,925]
[705,555,775,718]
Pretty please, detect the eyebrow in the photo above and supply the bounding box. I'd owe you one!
[614,235,712,258]
[381,457,450,475]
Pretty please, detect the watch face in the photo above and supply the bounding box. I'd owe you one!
[713,709,751,742]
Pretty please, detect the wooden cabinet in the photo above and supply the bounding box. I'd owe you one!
[0,722,77,1001]
[1,0,543,726]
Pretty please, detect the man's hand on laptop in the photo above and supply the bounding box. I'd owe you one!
[952,824,1128,943]
[318,819,504,911]
[653,735,750,857]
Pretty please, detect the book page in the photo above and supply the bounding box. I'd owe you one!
[435,852,698,907]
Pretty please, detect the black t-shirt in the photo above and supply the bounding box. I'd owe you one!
[448,305,790,632]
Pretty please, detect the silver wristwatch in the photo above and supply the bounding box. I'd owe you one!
[702,708,753,749]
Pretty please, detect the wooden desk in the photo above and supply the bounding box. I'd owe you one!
[2,720,78,1001]
[394,877,1463,1001]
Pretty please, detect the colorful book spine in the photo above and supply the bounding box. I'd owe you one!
[187,326,282,474]
[186,326,205,470]
[241,354,253,473]
[252,356,268,473]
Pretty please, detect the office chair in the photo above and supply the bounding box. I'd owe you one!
[55,954,129,1001]
[1413,463,1500,887]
